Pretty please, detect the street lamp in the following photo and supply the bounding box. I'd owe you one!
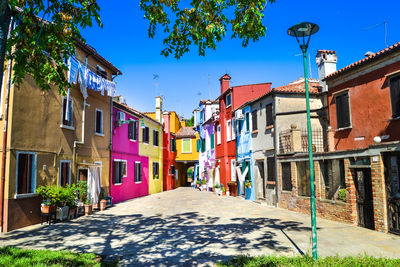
[287,22,319,260]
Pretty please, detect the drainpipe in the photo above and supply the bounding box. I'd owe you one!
[273,94,280,208]
[0,18,14,232]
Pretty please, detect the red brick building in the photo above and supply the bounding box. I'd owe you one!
[215,74,271,188]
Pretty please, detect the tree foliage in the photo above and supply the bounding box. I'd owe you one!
[3,0,102,95]
[186,115,194,126]
[140,0,276,59]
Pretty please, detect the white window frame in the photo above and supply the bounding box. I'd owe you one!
[59,160,72,186]
[135,161,142,183]
[226,93,232,108]
[143,125,150,144]
[15,151,37,198]
[226,120,232,142]
[113,159,127,185]
[181,138,192,153]
[60,96,74,130]
[129,120,137,142]
[231,159,236,182]
[217,125,221,145]
[232,119,236,140]
[95,108,104,136]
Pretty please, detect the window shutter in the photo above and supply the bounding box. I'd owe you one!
[211,133,215,149]
[143,127,146,143]
[113,161,119,184]
[267,157,275,181]
[266,104,273,126]
[390,76,400,117]
[252,110,257,131]
[133,122,137,140]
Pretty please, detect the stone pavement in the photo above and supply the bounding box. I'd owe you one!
[0,187,399,266]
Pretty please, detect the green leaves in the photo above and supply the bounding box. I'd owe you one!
[140,0,276,59]
[5,0,102,95]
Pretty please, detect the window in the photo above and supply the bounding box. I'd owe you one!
[113,160,127,184]
[266,104,273,127]
[135,162,142,183]
[297,161,311,197]
[170,165,175,176]
[390,75,400,118]
[62,96,73,127]
[226,93,232,108]
[231,159,236,181]
[16,152,36,195]
[96,65,107,79]
[217,125,221,145]
[182,138,192,153]
[142,126,150,143]
[245,112,250,131]
[211,133,215,149]
[335,92,351,129]
[320,159,346,200]
[267,157,275,181]
[226,120,232,141]
[95,109,103,134]
[153,130,159,146]
[153,162,159,180]
[170,137,176,152]
[59,160,71,187]
[128,121,137,141]
[281,162,292,191]
[252,110,258,131]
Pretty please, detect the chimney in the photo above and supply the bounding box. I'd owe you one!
[181,119,186,128]
[219,74,231,94]
[316,50,337,92]
[155,96,162,123]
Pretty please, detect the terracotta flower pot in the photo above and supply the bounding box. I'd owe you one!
[92,203,99,210]
[84,204,92,216]
[41,205,56,214]
[99,199,107,211]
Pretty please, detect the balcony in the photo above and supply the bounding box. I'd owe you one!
[279,125,326,154]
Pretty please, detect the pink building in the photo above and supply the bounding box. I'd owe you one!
[111,99,149,203]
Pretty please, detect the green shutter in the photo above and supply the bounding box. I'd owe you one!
[183,139,191,153]
[211,133,215,149]
[196,139,200,152]
[201,138,206,153]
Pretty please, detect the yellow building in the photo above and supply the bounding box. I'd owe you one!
[175,123,199,187]
[139,114,163,194]
[0,41,121,232]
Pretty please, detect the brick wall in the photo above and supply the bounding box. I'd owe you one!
[371,155,388,232]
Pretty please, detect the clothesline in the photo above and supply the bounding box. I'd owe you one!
[68,56,116,98]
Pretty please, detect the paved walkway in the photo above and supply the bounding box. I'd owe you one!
[0,188,400,266]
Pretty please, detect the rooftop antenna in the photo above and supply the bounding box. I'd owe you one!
[364,21,388,47]
[153,74,159,96]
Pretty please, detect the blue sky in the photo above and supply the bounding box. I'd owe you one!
[81,0,400,119]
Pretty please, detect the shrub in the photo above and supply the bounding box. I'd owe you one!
[201,179,206,185]
[338,188,347,202]
[75,181,88,202]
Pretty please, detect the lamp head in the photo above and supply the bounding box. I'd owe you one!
[287,22,319,37]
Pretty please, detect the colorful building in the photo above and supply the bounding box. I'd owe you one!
[175,124,199,187]
[194,100,219,188]
[0,41,121,231]
[215,74,271,189]
[321,44,400,235]
[111,99,148,203]
[140,114,163,195]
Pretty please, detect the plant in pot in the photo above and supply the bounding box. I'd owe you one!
[244,180,252,200]
[195,180,201,189]
[75,181,88,216]
[221,185,226,196]
[65,184,77,219]
[84,197,92,216]
[99,188,107,211]
[214,183,221,195]
[201,179,207,191]
[228,181,238,197]
[36,186,57,214]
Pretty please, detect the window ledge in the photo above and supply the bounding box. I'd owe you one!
[266,181,276,185]
[389,116,400,121]
[113,183,122,186]
[60,124,75,131]
[135,181,142,184]
[265,125,273,130]
[129,139,137,142]
[95,132,105,137]
[281,190,292,194]
[335,126,352,132]
[251,130,259,134]
[15,193,38,199]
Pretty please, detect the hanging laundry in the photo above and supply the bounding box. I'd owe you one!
[78,62,88,99]
[68,56,79,84]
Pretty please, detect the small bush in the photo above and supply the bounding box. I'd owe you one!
[338,188,347,202]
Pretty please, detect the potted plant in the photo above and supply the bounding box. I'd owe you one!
[221,185,226,196]
[84,198,92,216]
[99,188,107,211]
[214,183,221,195]
[195,180,201,189]
[75,181,88,216]
[36,186,57,214]
[228,181,238,197]
[65,184,77,219]
[245,180,252,200]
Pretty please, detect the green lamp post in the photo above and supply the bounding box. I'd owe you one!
[287,22,319,260]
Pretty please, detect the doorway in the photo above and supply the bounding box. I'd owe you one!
[383,153,400,235]
[78,168,88,182]
[256,160,266,199]
[354,168,375,230]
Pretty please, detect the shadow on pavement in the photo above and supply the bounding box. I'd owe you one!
[0,212,311,265]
